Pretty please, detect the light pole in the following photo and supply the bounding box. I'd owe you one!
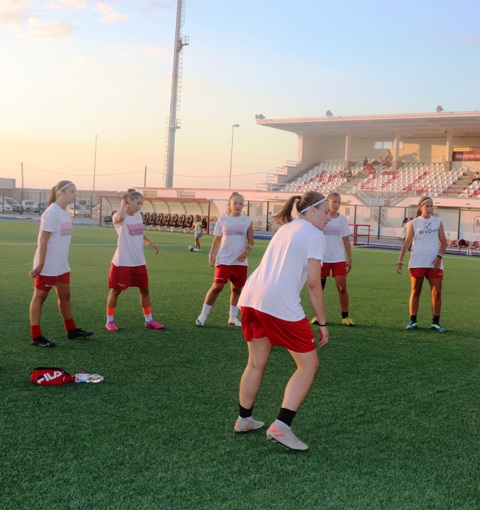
[228,124,240,189]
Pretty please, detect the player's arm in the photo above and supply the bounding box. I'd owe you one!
[208,236,222,267]
[113,199,127,224]
[307,258,328,347]
[343,235,352,273]
[397,222,414,274]
[143,235,158,254]
[433,223,447,268]
[29,231,52,277]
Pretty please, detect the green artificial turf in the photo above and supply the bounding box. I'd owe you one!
[0,220,479,509]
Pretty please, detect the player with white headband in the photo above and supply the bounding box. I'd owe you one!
[234,191,330,451]
[397,195,448,332]
[29,180,94,347]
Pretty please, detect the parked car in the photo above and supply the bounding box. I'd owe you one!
[0,199,13,213]
[22,200,40,213]
[38,202,48,213]
[67,204,90,218]
[4,197,22,213]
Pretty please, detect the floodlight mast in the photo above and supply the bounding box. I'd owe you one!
[164,0,189,188]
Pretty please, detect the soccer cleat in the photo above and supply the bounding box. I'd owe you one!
[196,315,206,327]
[67,328,94,339]
[405,321,418,330]
[192,248,202,252]
[341,317,355,327]
[266,419,309,451]
[234,416,265,433]
[32,336,56,348]
[431,323,447,333]
[145,320,165,330]
[310,316,319,325]
[105,321,119,332]
[228,317,242,327]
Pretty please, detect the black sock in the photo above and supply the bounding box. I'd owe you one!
[342,311,348,319]
[410,315,417,322]
[321,279,326,290]
[432,316,440,324]
[277,407,297,427]
[239,405,252,419]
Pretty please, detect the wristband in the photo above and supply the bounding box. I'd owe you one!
[396,262,403,265]
[436,254,442,259]
[318,323,327,327]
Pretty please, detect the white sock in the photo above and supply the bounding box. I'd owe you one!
[201,304,212,317]
[229,305,239,319]
[144,312,153,322]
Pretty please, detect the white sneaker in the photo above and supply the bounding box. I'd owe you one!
[266,419,309,451]
[228,317,242,327]
[196,315,207,327]
[193,248,202,252]
[234,416,265,433]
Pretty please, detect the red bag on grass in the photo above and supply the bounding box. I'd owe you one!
[30,367,75,386]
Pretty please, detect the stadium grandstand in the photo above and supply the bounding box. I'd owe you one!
[256,110,480,204]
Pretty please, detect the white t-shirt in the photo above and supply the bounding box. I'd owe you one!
[238,219,325,321]
[111,211,146,267]
[323,213,350,263]
[408,215,443,269]
[213,214,252,266]
[33,203,72,276]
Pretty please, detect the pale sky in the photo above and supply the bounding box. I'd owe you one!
[1,0,480,192]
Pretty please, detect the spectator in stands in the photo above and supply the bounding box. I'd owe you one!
[196,192,254,327]
[362,156,369,168]
[396,196,448,332]
[234,191,330,451]
[311,192,354,327]
[469,171,480,184]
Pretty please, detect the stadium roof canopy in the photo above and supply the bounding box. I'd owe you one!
[256,111,480,139]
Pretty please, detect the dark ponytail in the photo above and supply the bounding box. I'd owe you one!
[274,191,326,225]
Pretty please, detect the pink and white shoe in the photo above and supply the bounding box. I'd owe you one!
[105,321,119,332]
[145,320,165,330]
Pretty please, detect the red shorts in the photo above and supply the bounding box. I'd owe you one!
[35,272,70,291]
[109,264,149,289]
[240,307,316,353]
[214,265,248,287]
[410,267,443,280]
[321,261,347,278]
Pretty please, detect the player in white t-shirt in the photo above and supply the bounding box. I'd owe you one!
[105,189,163,331]
[195,192,254,327]
[29,180,93,347]
[397,196,448,332]
[310,193,354,326]
[234,191,330,451]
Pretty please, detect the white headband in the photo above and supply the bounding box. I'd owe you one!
[300,197,327,215]
[420,198,433,205]
[58,182,74,192]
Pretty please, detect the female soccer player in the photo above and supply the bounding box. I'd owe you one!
[105,189,164,331]
[310,192,354,326]
[397,196,448,332]
[29,180,93,347]
[195,192,254,327]
[234,191,330,451]
[189,214,203,252]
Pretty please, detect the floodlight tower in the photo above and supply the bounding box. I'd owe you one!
[164,0,189,188]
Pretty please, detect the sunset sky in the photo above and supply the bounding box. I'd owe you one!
[1,0,480,192]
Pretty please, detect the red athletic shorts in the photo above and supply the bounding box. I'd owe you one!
[35,272,70,291]
[321,261,347,278]
[108,264,149,289]
[240,307,316,353]
[410,267,443,279]
[214,265,248,287]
